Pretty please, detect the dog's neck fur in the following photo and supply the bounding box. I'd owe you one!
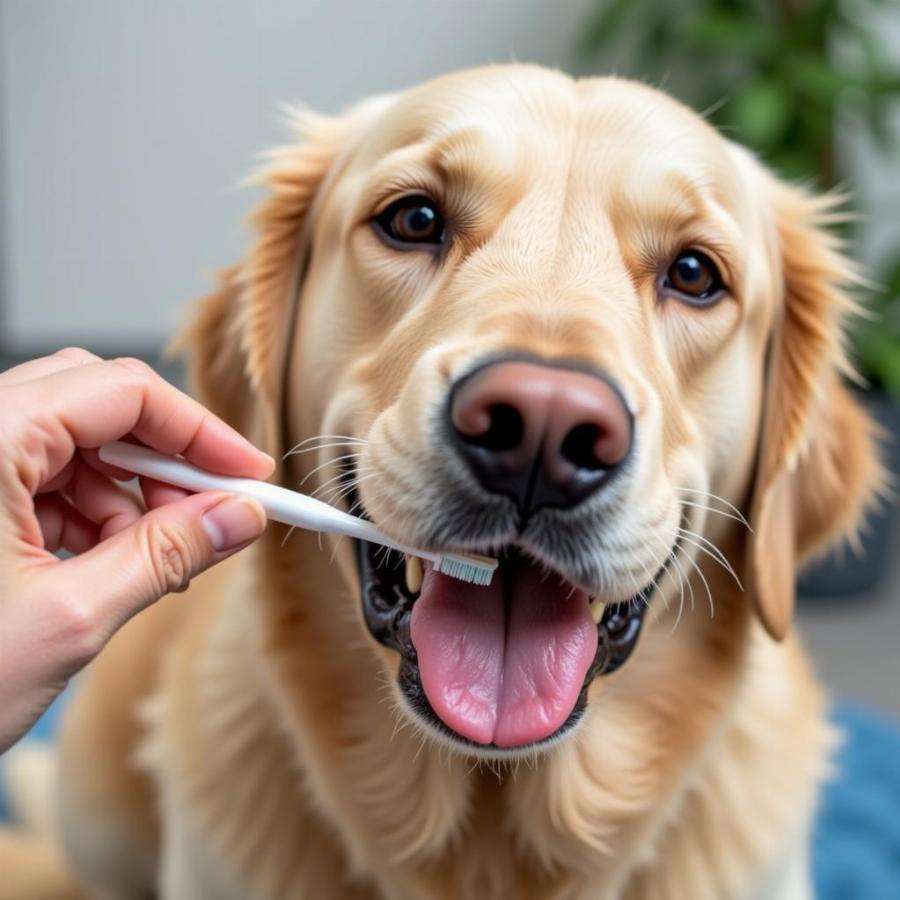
[150,522,830,900]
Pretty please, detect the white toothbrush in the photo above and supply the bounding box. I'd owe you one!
[99,441,497,586]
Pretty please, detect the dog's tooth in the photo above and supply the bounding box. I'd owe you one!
[405,555,423,595]
[589,598,605,624]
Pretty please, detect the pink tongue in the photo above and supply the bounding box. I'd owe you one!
[410,560,598,748]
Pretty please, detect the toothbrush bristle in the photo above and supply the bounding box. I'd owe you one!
[437,554,498,586]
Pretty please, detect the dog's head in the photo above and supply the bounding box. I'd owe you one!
[183,66,880,757]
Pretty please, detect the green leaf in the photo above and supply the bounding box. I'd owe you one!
[869,71,900,96]
[855,269,900,395]
[858,329,900,396]
[684,8,775,58]
[577,0,645,56]
[730,79,793,150]
[786,52,855,102]
[881,256,900,298]
[769,148,820,183]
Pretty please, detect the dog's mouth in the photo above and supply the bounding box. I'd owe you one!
[357,524,658,752]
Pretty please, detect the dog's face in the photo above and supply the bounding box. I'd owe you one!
[187,66,878,757]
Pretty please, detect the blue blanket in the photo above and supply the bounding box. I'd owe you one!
[813,703,900,898]
[3,699,899,895]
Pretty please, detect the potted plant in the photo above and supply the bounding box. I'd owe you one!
[577,0,900,593]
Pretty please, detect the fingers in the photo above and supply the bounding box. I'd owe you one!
[37,458,77,495]
[32,456,144,543]
[66,458,144,539]
[3,356,274,493]
[0,351,273,754]
[0,347,101,387]
[55,491,266,650]
[139,476,191,510]
[33,495,100,554]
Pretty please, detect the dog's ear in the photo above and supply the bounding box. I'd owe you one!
[176,101,385,456]
[746,177,882,640]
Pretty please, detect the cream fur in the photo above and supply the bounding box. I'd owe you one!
[32,65,882,900]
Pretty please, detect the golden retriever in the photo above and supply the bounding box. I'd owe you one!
[18,64,885,899]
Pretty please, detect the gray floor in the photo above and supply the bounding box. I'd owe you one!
[2,348,898,722]
[797,546,900,723]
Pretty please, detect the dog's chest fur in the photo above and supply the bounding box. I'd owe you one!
[142,534,831,900]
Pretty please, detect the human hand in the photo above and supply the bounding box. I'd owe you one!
[0,349,272,753]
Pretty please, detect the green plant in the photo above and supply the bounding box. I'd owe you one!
[578,0,900,395]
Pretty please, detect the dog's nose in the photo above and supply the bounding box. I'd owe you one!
[449,360,632,513]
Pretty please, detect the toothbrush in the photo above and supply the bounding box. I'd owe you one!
[99,441,498,586]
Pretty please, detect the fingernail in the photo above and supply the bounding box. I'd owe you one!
[202,497,265,552]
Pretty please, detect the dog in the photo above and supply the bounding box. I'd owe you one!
[40,64,881,899]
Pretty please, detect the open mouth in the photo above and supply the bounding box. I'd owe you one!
[358,534,655,752]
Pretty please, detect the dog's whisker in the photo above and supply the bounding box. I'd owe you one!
[281,525,297,549]
[314,470,378,504]
[621,567,660,625]
[675,527,743,591]
[345,497,370,518]
[327,535,348,567]
[283,439,369,460]
[634,586,659,625]
[373,544,394,568]
[642,587,659,624]
[648,570,668,615]
[389,712,409,744]
[291,433,368,445]
[676,525,735,567]
[317,475,377,508]
[316,486,357,509]
[319,484,406,570]
[317,484,373,512]
[300,452,366,487]
[653,533,693,635]
[309,472,357,501]
[310,466,375,499]
[284,434,368,454]
[283,442,367,461]
[652,533,684,601]
[669,551,686,635]
[322,515,375,570]
[678,499,751,531]
[673,487,751,530]
[677,545,716,619]
[680,550,697,613]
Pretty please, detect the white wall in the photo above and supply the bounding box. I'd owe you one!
[839,5,900,277]
[0,0,594,351]
[3,1,898,353]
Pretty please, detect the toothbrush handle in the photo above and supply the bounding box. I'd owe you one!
[98,441,435,561]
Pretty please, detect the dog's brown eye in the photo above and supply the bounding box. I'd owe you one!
[375,195,445,247]
[663,250,724,303]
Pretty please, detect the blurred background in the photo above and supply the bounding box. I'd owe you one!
[1,0,898,709]
[2,1,900,891]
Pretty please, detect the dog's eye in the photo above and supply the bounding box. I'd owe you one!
[374,195,445,247]
[662,250,725,303]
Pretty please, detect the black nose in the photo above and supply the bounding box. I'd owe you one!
[448,359,633,514]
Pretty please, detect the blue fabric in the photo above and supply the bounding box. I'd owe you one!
[3,697,900,895]
[813,702,900,898]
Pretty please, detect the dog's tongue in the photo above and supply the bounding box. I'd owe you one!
[410,559,598,748]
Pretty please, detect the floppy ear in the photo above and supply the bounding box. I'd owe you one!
[175,105,372,457]
[747,178,883,640]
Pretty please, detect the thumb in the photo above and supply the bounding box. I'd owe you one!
[61,491,266,642]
